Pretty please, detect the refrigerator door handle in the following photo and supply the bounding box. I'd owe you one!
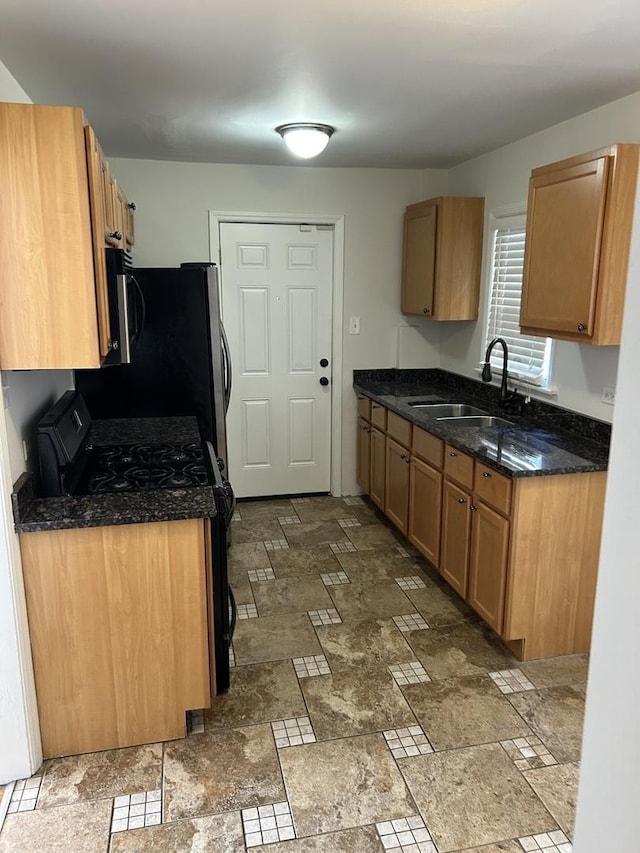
[220,322,232,413]
[228,585,237,642]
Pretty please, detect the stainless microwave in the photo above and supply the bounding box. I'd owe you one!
[102,247,145,366]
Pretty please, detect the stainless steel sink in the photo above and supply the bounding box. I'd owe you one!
[408,403,489,416]
[437,415,514,428]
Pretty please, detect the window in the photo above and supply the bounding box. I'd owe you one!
[483,214,552,388]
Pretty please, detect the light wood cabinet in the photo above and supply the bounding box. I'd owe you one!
[440,479,472,597]
[408,425,444,567]
[20,519,211,758]
[385,437,411,534]
[356,417,371,493]
[0,102,136,369]
[401,196,484,320]
[468,501,510,633]
[520,144,640,345]
[353,393,605,659]
[369,427,386,510]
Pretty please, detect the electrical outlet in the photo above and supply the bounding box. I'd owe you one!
[349,316,361,335]
[601,386,616,405]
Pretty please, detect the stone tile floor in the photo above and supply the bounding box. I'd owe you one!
[0,495,586,852]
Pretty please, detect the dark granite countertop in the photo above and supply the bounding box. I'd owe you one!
[12,416,216,533]
[354,369,610,478]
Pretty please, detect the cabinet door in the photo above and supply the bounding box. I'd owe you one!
[356,418,371,493]
[468,501,510,634]
[84,126,112,360]
[440,480,471,597]
[402,202,437,316]
[521,156,609,338]
[385,438,411,534]
[409,456,442,567]
[369,427,386,510]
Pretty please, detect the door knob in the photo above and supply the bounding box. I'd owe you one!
[319,377,329,386]
[320,358,329,367]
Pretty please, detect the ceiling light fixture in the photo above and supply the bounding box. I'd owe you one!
[276,123,335,159]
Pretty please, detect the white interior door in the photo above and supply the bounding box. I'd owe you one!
[220,222,334,498]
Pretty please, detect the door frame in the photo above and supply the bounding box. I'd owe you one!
[209,210,345,497]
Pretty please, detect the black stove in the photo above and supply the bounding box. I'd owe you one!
[84,441,208,494]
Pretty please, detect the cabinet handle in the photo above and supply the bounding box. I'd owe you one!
[482,471,491,478]
[449,451,457,457]
[372,404,381,409]
[457,498,467,504]
[577,323,586,332]
[470,504,477,511]
[110,230,122,241]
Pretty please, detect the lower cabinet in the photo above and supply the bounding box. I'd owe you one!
[440,479,471,597]
[369,427,386,509]
[468,501,510,633]
[356,418,371,492]
[20,518,211,758]
[385,437,411,534]
[354,395,606,659]
[408,455,442,567]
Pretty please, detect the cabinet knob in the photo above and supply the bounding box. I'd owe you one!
[577,323,586,332]
[449,451,457,457]
[482,471,491,478]
[127,202,136,210]
[423,308,431,315]
[110,230,122,241]
[457,497,466,504]
[372,404,381,409]
[404,456,411,464]
[470,504,477,511]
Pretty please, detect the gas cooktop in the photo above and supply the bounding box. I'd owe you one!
[84,441,209,494]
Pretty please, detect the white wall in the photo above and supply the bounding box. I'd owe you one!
[430,90,640,423]
[110,158,447,493]
[0,59,45,783]
[572,168,640,853]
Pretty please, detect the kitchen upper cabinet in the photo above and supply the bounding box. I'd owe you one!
[0,102,136,369]
[20,518,211,758]
[520,143,640,345]
[401,196,485,320]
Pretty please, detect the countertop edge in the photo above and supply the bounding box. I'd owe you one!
[354,382,609,479]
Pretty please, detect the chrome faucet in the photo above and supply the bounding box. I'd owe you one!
[482,337,518,404]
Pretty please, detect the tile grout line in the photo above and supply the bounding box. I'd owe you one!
[0,782,16,833]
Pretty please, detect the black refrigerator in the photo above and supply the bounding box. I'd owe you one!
[76,261,236,692]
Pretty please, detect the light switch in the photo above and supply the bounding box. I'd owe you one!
[349,316,361,335]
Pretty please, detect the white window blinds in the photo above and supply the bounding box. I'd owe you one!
[484,222,552,387]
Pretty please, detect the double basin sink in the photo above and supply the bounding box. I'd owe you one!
[406,400,513,428]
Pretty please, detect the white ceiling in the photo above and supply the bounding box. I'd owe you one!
[2,0,640,168]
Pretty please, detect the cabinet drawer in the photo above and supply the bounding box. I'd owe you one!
[475,463,513,516]
[370,402,387,431]
[444,445,474,489]
[357,395,371,421]
[412,426,443,468]
[387,411,412,448]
